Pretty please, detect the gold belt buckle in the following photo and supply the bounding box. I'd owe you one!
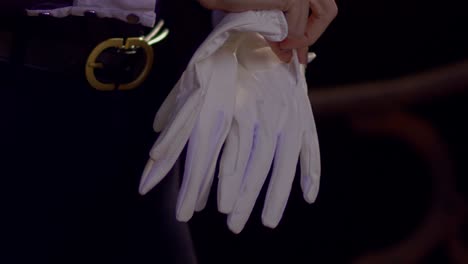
[85,20,168,91]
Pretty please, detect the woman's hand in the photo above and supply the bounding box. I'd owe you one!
[198,0,338,64]
[280,0,338,64]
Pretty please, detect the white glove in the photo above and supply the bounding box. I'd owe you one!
[217,32,321,233]
[139,11,288,222]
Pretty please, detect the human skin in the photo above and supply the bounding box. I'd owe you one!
[198,0,338,64]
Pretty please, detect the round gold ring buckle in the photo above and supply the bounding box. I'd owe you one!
[85,37,154,91]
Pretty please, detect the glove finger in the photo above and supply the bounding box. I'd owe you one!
[300,129,321,204]
[217,120,241,213]
[227,127,276,234]
[194,175,213,212]
[194,116,239,212]
[139,89,203,195]
[217,66,259,214]
[153,82,178,132]
[154,68,198,132]
[194,115,235,212]
[297,79,321,203]
[218,119,255,214]
[261,125,301,229]
[176,109,232,221]
[177,49,238,220]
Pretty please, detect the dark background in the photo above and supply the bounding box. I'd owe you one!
[155,0,468,263]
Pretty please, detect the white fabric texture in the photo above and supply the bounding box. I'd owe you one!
[26,0,157,27]
[217,34,321,233]
[140,10,320,233]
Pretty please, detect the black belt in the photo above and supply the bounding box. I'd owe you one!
[0,15,166,91]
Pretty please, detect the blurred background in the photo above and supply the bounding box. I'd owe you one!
[154,0,468,263]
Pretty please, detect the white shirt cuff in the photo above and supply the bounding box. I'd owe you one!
[26,0,158,27]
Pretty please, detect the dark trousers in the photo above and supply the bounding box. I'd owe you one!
[2,16,197,264]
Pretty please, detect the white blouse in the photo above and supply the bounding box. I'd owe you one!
[26,0,158,27]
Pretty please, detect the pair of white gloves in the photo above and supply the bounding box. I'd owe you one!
[139,10,320,234]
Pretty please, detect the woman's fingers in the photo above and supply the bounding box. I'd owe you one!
[281,0,337,49]
[199,0,335,64]
[268,41,292,62]
[283,0,309,63]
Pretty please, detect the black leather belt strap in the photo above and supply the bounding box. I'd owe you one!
[0,15,148,74]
